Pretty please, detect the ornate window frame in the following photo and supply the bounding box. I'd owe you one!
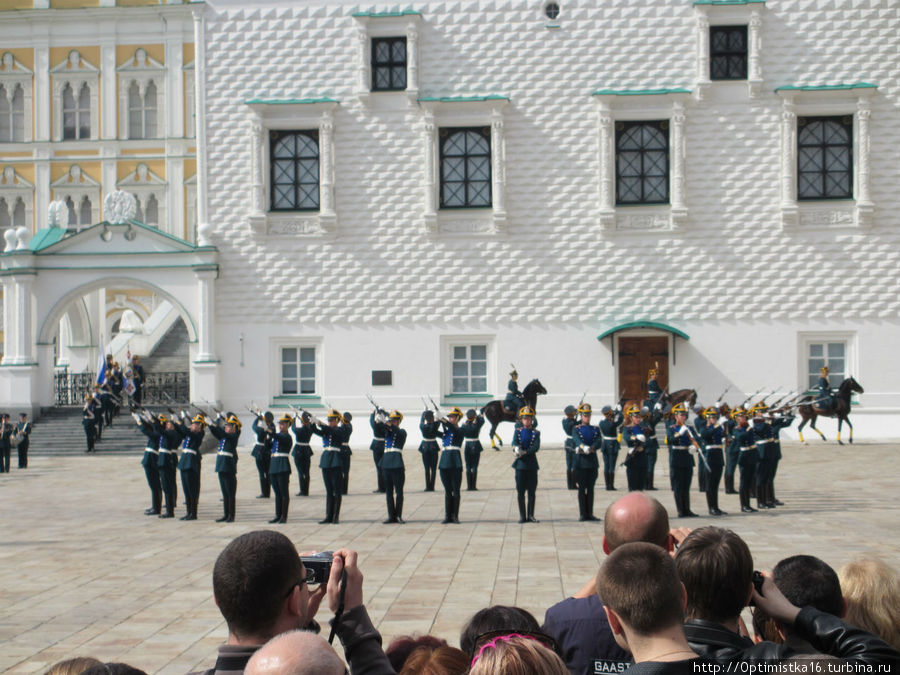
[353,10,421,105]
[117,163,167,230]
[797,331,856,394]
[594,89,690,232]
[50,164,101,229]
[776,84,876,230]
[0,166,33,231]
[117,48,166,140]
[246,98,338,236]
[693,0,765,100]
[420,96,508,235]
[0,52,33,143]
[50,50,100,142]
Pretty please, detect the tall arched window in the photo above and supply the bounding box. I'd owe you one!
[12,197,24,228]
[79,196,92,225]
[439,127,492,208]
[128,80,158,139]
[145,193,159,225]
[0,83,24,142]
[0,197,9,230]
[65,195,92,227]
[63,82,91,140]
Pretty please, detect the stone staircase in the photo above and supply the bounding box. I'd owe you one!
[30,406,158,457]
[140,319,189,373]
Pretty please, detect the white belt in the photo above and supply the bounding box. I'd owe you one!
[159,449,175,454]
[272,452,290,458]
[756,440,772,444]
[217,451,234,457]
[706,445,722,449]
[182,449,198,455]
[294,443,310,447]
[385,448,402,453]
[145,447,158,454]
[373,437,384,441]
[601,435,617,441]
[740,446,757,452]
[442,445,460,451]
[672,445,690,450]
[323,446,340,452]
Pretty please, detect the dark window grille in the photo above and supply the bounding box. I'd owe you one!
[545,2,560,20]
[372,37,407,91]
[270,130,320,211]
[440,127,492,208]
[53,371,189,406]
[615,120,669,205]
[797,116,853,200]
[710,26,748,80]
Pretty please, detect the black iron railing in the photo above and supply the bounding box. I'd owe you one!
[54,370,189,406]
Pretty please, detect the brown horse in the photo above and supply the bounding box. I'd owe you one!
[796,376,863,445]
[481,378,547,448]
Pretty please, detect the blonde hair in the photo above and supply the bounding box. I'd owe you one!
[839,556,900,650]
[468,635,568,675]
[44,657,103,675]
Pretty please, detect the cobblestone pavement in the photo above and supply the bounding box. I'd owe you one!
[1,440,897,673]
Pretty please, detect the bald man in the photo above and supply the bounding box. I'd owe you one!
[245,631,345,675]
[542,493,687,675]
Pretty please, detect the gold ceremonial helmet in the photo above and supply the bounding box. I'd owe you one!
[327,409,342,420]
[225,414,242,429]
[448,407,464,418]
[191,414,207,426]
[731,407,748,420]
[625,404,642,417]
[577,403,592,415]
[389,410,404,422]
[518,406,535,417]
[670,403,689,415]
[821,366,830,375]
[278,414,293,425]
[703,407,719,418]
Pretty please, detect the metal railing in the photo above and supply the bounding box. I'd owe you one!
[54,370,190,406]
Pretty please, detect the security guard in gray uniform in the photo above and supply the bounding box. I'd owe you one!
[268,414,294,523]
[380,410,408,524]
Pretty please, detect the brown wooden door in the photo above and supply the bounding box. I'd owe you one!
[618,336,669,402]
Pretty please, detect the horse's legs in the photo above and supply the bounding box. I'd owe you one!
[489,425,501,449]
[797,417,807,443]
[837,417,843,445]
[809,417,827,441]
[844,415,853,444]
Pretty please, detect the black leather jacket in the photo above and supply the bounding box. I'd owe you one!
[685,607,900,666]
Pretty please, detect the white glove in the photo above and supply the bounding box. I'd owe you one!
[654,402,663,411]
[131,412,141,423]
[513,446,523,458]
[578,444,587,454]
[678,426,689,437]
[310,415,322,426]
[216,411,224,420]
[615,403,622,412]
[689,447,697,455]
[635,433,646,443]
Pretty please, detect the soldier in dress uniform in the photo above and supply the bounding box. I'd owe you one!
[665,403,700,518]
[268,414,294,524]
[131,354,146,406]
[369,408,387,494]
[15,413,31,469]
[461,408,485,491]
[728,408,756,513]
[175,412,205,520]
[208,413,241,522]
[692,404,708,492]
[0,413,13,472]
[621,404,649,492]
[643,403,664,490]
[91,385,104,441]
[599,403,624,491]
[512,406,540,523]
[814,365,834,413]
[504,369,526,414]
[438,407,464,524]
[313,409,348,524]
[562,405,578,490]
[291,411,315,496]
[250,411,273,499]
[699,407,727,516]
[768,405,794,508]
[418,409,440,492]
[750,402,775,510]
[571,403,601,521]
[82,394,99,453]
[340,412,353,495]
[381,410,408,524]
[721,404,738,494]
[133,407,161,515]
[155,413,184,519]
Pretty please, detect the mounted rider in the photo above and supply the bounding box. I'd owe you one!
[814,365,834,413]
[644,363,663,409]
[504,368,526,413]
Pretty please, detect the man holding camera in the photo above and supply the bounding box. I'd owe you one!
[193,530,393,675]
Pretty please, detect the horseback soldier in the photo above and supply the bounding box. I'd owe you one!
[175,412,205,521]
[814,365,834,413]
[645,364,663,409]
[418,409,440,492]
[571,403,601,522]
[381,410,408,524]
[665,403,700,518]
[699,407,727,516]
[291,411,315,496]
[250,411,273,499]
[599,403,624,491]
[561,405,578,490]
[461,408,485,491]
[512,406,540,523]
[312,409,348,524]
[438,407,465,524]
[208,413,242,522]
[621,404,649,491]
[268,414,294,524]
[504,369,526,414]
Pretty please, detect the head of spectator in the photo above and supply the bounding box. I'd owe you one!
[674,526,753,631]
[839,556,900,650]
[597,542,697,664]
[398,645,468,675]
[460,605,541,656]
[244,630,345,675]
[44,656,103,675]
[386,634,448,672]
[602,491,673,555]
[468,633,569,675]
[81,664,148,675]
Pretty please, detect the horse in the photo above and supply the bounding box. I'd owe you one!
[796,376,863,445]
[481,378,547,449]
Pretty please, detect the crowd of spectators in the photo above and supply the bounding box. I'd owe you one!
[44,493,900,675]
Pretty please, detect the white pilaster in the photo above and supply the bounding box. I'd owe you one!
[34,155,50,231]
[670,101,687,224]
[34,44,50,142]
[422,111,436,231]
[1,277,13,365]
[165,36,184,138]
[490,111,506,230]
[100,41,117,139]
[192,8,209,238]
[195,268,217,361]
[597,101,614,229]
[166,152,184,238]
[15,274,35,364]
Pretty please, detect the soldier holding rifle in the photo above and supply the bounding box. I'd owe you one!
[312,409,348,524]
[132,406,161,516]
[665,403,701,518]
[268,414,294,524]
[621,404,649,492]
[418,405,440,492]
[290,408,315,497]
[437,405,464,524]
[250,409,273,499]
[571,403,601,522]
[208,411,242,522]
[381,410,408,524]
[174,410,205,521]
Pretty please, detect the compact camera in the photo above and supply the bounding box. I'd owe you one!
[300,551,334,585]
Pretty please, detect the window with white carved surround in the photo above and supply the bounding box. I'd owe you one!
[352,10,421,105]
[0,166,33,232]
[0,52,33,143]
[593,89,690,232]
[50,50,99,142]
[776,84,876,230]
[693,0,765,100]
[51,164,101,229]
[118,48,165,140]
[420,96,508,236]
[245,98,338,236]
[117,163,167,230]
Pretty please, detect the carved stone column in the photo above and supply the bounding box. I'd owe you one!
[856,98,873,227]
[670,102,687,228]
[406,24,419,98]
[748,11,763,97]
[194,267,217,362]
[422,111,437,231]
[319,111,335,218]
[597,102,614,229]
[491,112,506,229]
[695,12,710,100]
[780,100,798,227]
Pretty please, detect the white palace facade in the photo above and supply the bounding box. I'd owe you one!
[1,0,899,441]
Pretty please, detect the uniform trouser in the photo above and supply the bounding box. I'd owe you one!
[0,446,10,472]
[159,461,177,513]
[372,447,385,492]
[698,461,708,492]
[464,445,481,489]
[144,461,161,512]
[321,467,344,522]
[564,449,576,489]
[180,467,200,516]
[254,451,271,497]
[422,450,438,490]
[18,439,29,468]
[756,455,773,505]
[439,468,462,520]
[270,471,290,521]
[625,453,647,491]
[645,445,658,487]
[341,450,352,494]
[705,462,724,511]
[218,471,237,519]
[602,448,619,474]
[739,458,757,508]
[293,452,311,495]
[725,447,739,482]
[515,469,538,520]
[383,468,405,520]
[84,426,96,452]
[573,467,598,518]
[671,466,694,515]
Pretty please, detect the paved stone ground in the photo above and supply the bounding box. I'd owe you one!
[1,440,898,674]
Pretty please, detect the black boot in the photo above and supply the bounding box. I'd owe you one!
[527,493,539,523]
[713,491,727,516]
[279,497,289,524]
[187,496,198,520]
[443,492,453,523]
[577,492,586,521]
[740,486,757,513]
[585,490,599,521]
[319,495,334,524]
[301,473,310,496]
[606,472,616,491]
[452,495,460,523]
[471,471,477,491]
[216,496,229,522]
[724,474,736,494]
[757,484,770,509]
[566,470,576,490]
[269,497,282,523]
[258,474,270,498]
[159,492,175,518]
[226,495,235,522]
[384,493,396,524]
[332,495,341,524]
[517,492,527,523]
[646,472,656,490]
[180,497,192,520]
[770,481,782,506]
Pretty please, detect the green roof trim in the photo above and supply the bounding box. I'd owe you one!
[597,321,690,342]
[593,88,691,96]
[352,9,421,17]
[774,83,877,92]
[693,0,765,6]
[245,97,339,105]
[418,95,509,103]
[28,227,67,252]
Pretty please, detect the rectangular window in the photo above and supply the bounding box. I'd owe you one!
[270,129,320,211]
[440,127,492,208]
[807,341,845,391]
[62,82,91,140]
[451,344,488,394]
[281,346,316,395]
[798,116,853,200]
[371,37,407,91]
[616,120,669,205]
[709,26,748,80]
